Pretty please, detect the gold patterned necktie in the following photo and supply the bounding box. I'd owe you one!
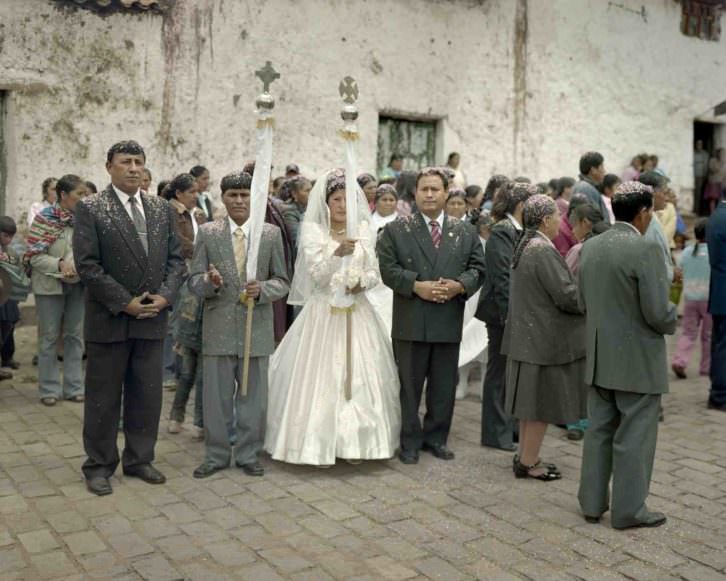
[128,194,148,254]
[233,227,246,280]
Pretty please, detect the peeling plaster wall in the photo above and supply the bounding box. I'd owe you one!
[0,0,724,220]
[524,0,726,203]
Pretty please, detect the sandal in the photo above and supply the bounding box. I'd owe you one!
[41,397,57,406]
[513,459,561,481]
[513,455,560,474]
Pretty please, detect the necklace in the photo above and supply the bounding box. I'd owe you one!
[330,227,346,236]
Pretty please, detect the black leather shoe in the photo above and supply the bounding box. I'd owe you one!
[236,461,264,476]
[612,512,666,530]
[86,476,112,496]
[483,442,517,452]
[584,515,601,524]
[707,400,726,412]
[123,464,166,484]
[193,461,227,479]
[422,443,455,460]
[398,449,419,464]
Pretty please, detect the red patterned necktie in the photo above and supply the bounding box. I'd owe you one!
[430,220,441,249]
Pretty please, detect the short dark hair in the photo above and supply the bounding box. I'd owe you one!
[571,202,603,225]
[555,176,575,197]
[579,151,604,176]
[142,168,152,179]
[389,154,403,165]
[464,184,483,201]
[638,171,665,191]
[162,173,196,201]
[415,167,449,190]
[567,193,591,220]
[106,140,146,164]
[85,181,98,194]
[513,176,532,184]
[446,189,466,202]
[694,218,707,242]
[41,177,57,200]
[602,174,621,192]
[394,171,417,202]
[0,216,17,236]
[221,172,252,194]
[156,180,170,197]
[56,174,85,199]
[612,182,653,223]
[447,152,460,164]
[491,180,537,221]
[242,161,256,176]
[483,174,508,202]
[189,165,208,178]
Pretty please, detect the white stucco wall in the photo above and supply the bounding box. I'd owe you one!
[0,0,724,221]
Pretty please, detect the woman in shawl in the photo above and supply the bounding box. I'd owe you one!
[25,174,87,406]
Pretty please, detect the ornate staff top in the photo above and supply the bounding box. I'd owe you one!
[339,76,359,123]
[255,61,279,111]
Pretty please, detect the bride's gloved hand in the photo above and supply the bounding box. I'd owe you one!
[334,239,357,257]
[346,284,364,295]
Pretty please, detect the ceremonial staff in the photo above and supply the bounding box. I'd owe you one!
[337,76,360,401]
[241,61,279,396]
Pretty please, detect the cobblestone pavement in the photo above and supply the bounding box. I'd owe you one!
[1,324,726,580]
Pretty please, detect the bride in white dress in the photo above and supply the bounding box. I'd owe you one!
[265,169,401,465]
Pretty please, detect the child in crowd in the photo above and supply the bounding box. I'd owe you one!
[672,219,711,379]
[0,217,24,379]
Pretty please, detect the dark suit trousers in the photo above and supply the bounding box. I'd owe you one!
[393,340,459,451]
[481,324,515,448]
[710,315,726,406]
[82,339,163,479]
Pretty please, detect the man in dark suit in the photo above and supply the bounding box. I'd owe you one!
[378,167,486,464]
[74,140,186,496]
[707,191,726,411]
[475,181,535,451]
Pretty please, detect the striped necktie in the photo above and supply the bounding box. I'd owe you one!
[430,220,441,250]
[128,194,148,254]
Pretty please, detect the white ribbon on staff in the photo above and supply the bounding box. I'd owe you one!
[246,108,274,282]
[331,123,359,310]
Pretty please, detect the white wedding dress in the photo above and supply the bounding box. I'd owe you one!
[265,175,401,466]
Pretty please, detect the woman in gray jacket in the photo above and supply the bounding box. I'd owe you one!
[503,194,587,481]
[25,174,87,406]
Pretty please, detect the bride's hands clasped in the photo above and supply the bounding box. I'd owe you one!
[334,239,357,257]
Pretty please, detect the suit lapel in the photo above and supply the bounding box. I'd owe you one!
[433,215,455,272]
[103,188,148,270]
[412,213,436,266]
[213,220,242,290]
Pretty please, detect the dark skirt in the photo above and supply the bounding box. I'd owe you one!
[505,357,587,424]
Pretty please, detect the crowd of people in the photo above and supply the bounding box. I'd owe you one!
[3,139,725,533]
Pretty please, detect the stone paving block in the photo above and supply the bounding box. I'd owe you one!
[29,549,78,579]
[155,533,205,561]
[673,563,726,581]
[204,540,256,567]
[226,493,274,516]
[131,554,183,581]
[311,498,360,521]
[79,551,129,575]
[231,525,280,551]
[422,538,479,565]
[258,547,314,574]
[290,567,336,581]
[365,555,418,579]
[237,562,286,581]
[63,530,107,555]
[624,540,688,568]
[182,487,228,511]
[255,511,303,536]
[467,557,527,581]
[386,518,437,544]
[272,496,318,519]
[107,531,156,558]
[413,556,466,580]
[246,480,290,501]
[92,514,133,537]
[565,562,631,580]
[298,514,348,539]
[375,536,429,561]
[316,550,374,578]
[342,515,390,539]
[616,560,679,580]
[179,520,229,544]
[569,536,630,567]
[0,547,27,574]
[17,528,59,553]
[159,501,204,523]
[465,537,527,567]
[286,482,332,502]
[0,494,28,514]
[284,531,333,556]
[204,506,253,530]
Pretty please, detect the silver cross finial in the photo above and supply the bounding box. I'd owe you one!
[339,76,359,104]
[256,61,280,93]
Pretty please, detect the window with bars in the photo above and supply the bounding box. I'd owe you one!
[680,0,723,41]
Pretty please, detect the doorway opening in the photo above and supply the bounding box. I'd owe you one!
[693,120,720,216]
[0,92,6,216]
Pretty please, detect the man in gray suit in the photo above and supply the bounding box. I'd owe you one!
[577,181,677,530]
[189,172,289,479]
[573,151,610,225]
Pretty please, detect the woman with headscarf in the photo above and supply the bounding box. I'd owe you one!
[503,194,587,480]
[26,174,87,406]
[367,184,399,335]
[265,169,401,466]
[357,173,378,211]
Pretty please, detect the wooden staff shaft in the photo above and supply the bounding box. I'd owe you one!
[241,297,255,397]
[344,309,352,401]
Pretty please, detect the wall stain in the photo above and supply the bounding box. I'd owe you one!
[512,0,528,172]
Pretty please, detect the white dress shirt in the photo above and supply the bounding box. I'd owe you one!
[228,216,249,244]
[424,211,446,235]
[112,184,145,220]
